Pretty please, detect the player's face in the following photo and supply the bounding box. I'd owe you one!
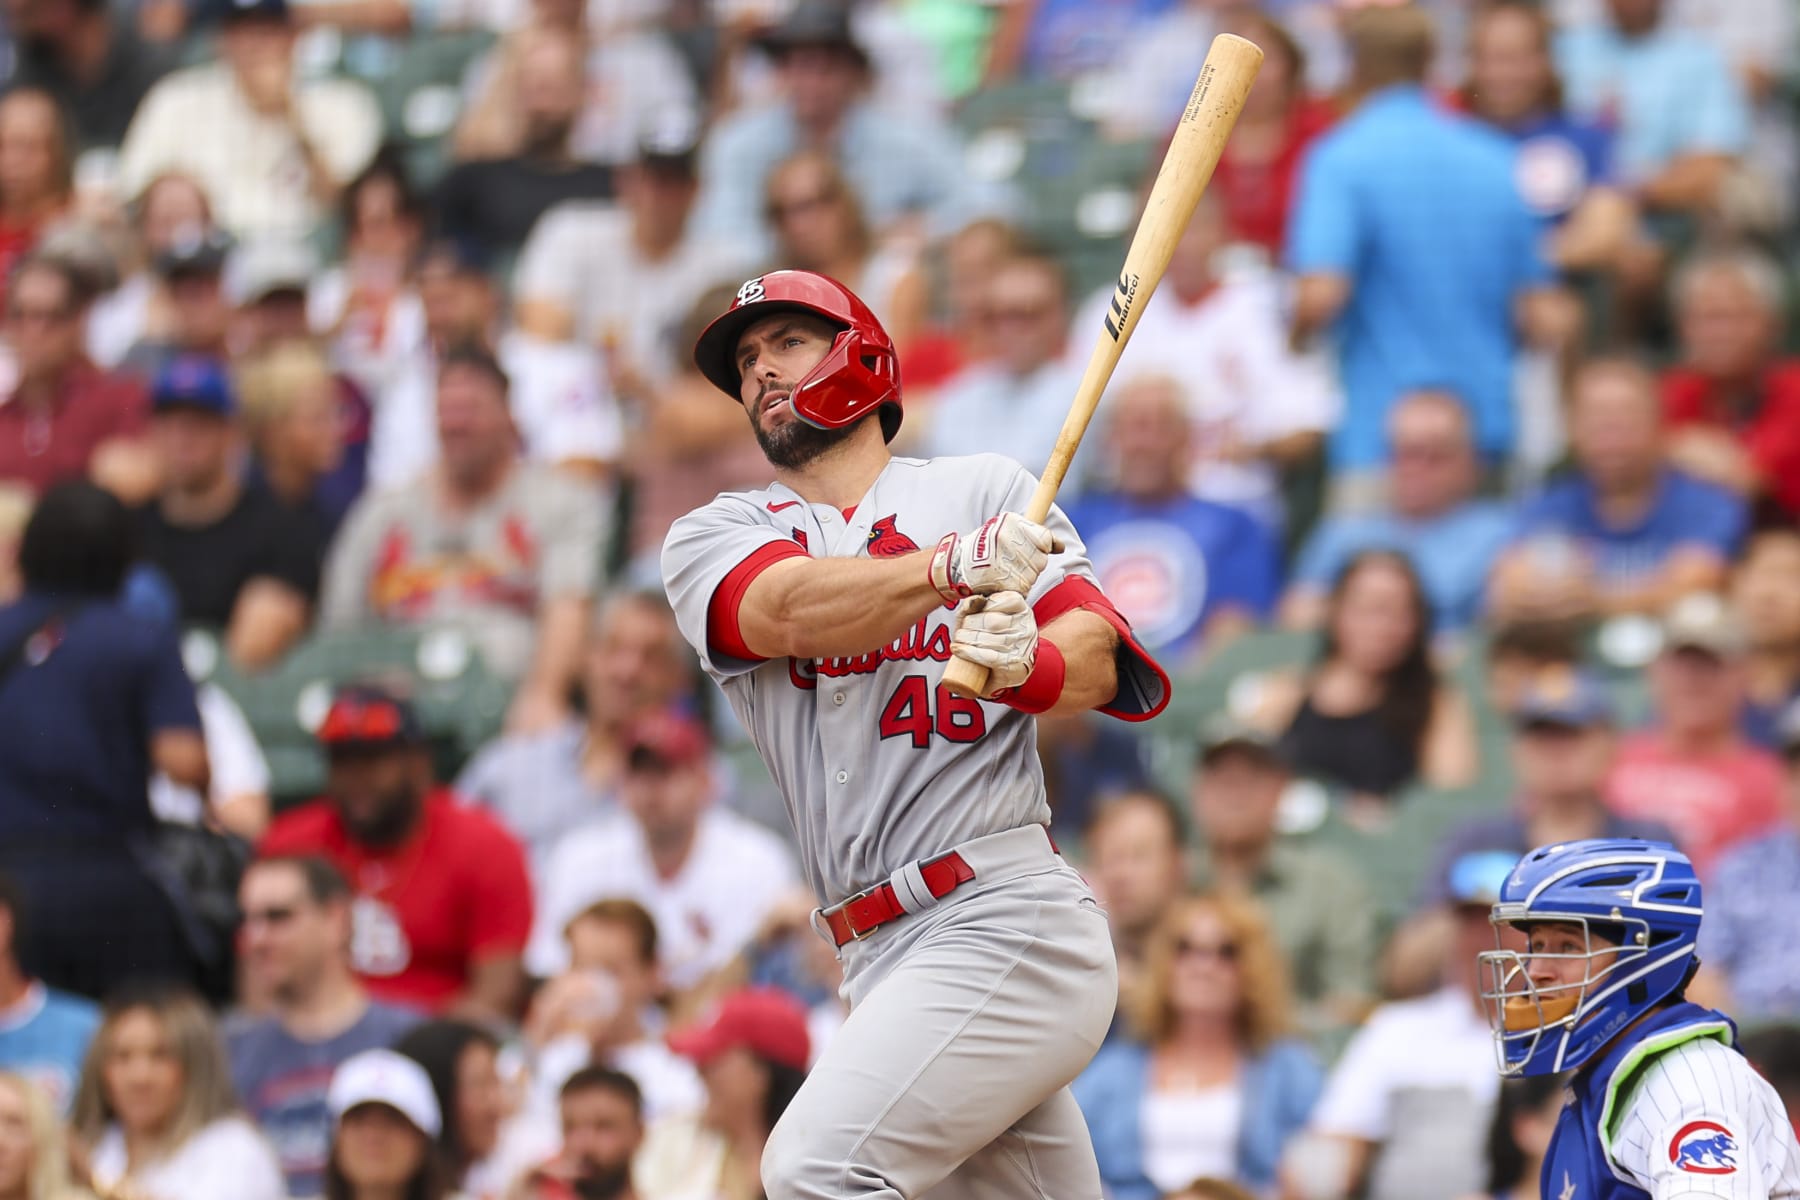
[0,1079,33,1196]
[734,312,860,471]
[101,1009,185,1136]
[559,1087,641,1189]
[334,1104,429,1189]
[1524,920,1619,994]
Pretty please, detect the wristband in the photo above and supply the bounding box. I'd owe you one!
[929,532,971,607]
[992,639,1065,714]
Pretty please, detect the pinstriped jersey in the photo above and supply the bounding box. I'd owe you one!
[661,452,1166,904]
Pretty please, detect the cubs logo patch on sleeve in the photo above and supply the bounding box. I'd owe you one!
[1669,1120,1739,1175]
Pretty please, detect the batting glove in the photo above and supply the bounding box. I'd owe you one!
[950,590,1038,695]
[929,513,1062,605]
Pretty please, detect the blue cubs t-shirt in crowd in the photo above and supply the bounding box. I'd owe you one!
[1064,491,1279,659]
[1511,468,1747,589]
[1293,502,1516,634]
[0,983,100,1113]
[227,1001,420,1198]
[1502,112,1615,227]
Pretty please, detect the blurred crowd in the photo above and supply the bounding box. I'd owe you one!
[1,0,1800,1196]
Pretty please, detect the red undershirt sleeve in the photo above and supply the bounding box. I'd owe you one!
[705,540,809,663]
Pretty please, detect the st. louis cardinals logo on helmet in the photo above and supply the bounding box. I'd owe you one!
[693,270,903,442]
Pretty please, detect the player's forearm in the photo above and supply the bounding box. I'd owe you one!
[1039,609,1119,717]
[740,554,945,660]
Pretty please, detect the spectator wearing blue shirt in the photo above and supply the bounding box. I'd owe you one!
[0,481,206,1001]
[228,856,419,1199]
[1286,4,1561,478]
[0,875,99,1114]
[691,1,1000,259]
[1555,0,1750,216]
[1065,374,1280,666]
[1492,357,1745,624]
[1282,390,1513,637]
[1461,2,1635,274]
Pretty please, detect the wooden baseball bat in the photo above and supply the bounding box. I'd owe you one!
[942,33,1265,701]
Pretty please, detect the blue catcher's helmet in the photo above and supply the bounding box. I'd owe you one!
[1478,838,1702,1078]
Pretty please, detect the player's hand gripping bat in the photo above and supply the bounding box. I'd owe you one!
[941,33,1266,701]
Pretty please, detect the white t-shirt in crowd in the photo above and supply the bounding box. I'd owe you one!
[527,806,799,988]
[1069,262,1340,529]
[150,683,270,825]
[1141,1082,1242,1194]
[92,1116,286,1200]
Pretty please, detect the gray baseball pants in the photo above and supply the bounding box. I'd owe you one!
[763,824,1117,1200]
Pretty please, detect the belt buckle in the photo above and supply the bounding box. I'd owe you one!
[834,886,878,942]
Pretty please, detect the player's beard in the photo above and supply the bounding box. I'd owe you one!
[571,1162,633,1200]
[751,394,857,470]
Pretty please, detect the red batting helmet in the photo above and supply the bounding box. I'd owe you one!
[693,270,902,442]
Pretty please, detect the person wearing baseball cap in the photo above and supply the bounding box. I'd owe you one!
[637,987,810,1197]
[325,1049,456,1200]
[259,684,535,1019]
[1604,594,1785,874]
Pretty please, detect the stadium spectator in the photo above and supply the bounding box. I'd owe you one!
[692,0,991,254]
[900,217,1024,391]
[115,0,381,240]
[72,986,284,1200]
[1735,529,1800,751]
[433,31,614,259]
[637,987,810,1200]
[918,253,1080,471]
[763,151,926,348]
[308,151,427,405]
[522,899,702,1122]
[984,0,1171,82]
[528,710,799,990]
[0,482,204,1000]
[1490,357,1746,623]
[1555,0,1751,217]
[1063,374,1279,664]
[0,252,148,497]
[1603,593,1785,874]
[2,0,173,151]
[324,1049,457,1200]
[1461,1,1634,273]
[227,856,420,1198]
[1068,192,1337,532]
[0,876,98,1113]
[118,225,233,376]
[235,339,356,541]
[1479,620,1586,716]
[1661,248,1800,519]
[1699,698,1800,1022]
[0,1072,89,1199]
[453,0,696,168]
[1419,669,1673,907]
[457,591,696,879]
[1037,712,1154,841]
[0,91,72,291]
[135,354,319,668]
[1282,390,1513,637]
[1074,891,1321,1198]
[259,685,534,1020]
[84,171,212,370]
[513,119,744,392]
[1298,850,1511,1200]
[1188,723,1377,1041]
[1082,791,1187,1018]
[393,1020,511,1198]
[321,342,605,724]
[1472,1074,1568,1200]
[507,1067,643,1200]
[1258,550,1478,797]
[1286,4,1559,482]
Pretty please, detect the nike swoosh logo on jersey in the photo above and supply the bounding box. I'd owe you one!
[766,499,801,512]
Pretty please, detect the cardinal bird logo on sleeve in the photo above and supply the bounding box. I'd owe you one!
[866,515,919,557]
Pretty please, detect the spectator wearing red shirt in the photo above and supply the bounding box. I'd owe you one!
[0,254,149,499]
[1661,248,1800,520]
[260,686,533,1022]
[1604,594,1786,875]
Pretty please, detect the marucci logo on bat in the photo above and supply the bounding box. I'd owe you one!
[1104,272,1142,341]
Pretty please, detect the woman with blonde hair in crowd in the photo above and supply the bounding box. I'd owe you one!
[0,1072,91,1200]
[71,986,284,1200]
[236,339,351,535]
[1073,892,1321,1200]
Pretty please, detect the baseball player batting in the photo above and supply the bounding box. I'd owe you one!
[1480,838,1800,1199]
[661,269,1169,1199]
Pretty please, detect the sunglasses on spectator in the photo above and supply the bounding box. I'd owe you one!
[6,303,71,325]
[1391,439,1460,463]
[243,905,300,927]
[1175,937,1239,963]
[768,190,840,221]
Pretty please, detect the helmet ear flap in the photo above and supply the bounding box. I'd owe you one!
[791,328,900,435]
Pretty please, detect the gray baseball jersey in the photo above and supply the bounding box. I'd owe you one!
[662,452,1165,904]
